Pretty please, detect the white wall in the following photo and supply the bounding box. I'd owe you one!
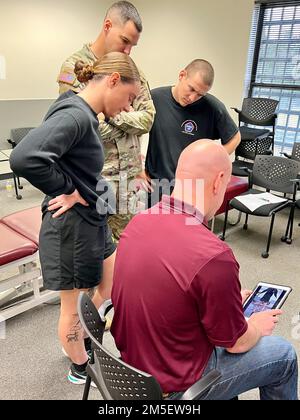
[0,0,254,112]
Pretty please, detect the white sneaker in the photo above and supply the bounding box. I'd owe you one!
[67,363,96,387]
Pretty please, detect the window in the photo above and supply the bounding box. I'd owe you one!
[245,1,300,153]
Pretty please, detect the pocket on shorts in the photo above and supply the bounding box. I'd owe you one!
[47,211,68,232]
[73,218,106,288]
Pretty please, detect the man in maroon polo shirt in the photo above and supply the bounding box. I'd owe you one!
[111,140,298,400]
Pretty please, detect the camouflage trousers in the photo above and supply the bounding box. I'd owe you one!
[107,177,147,242]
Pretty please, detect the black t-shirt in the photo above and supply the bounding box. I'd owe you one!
[146,86,238,181]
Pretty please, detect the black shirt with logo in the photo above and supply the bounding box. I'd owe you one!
[146,86,238,182]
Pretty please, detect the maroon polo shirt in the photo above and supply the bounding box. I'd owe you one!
[111,196,248,393]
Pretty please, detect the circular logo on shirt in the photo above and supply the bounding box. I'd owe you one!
[181,120,198,136]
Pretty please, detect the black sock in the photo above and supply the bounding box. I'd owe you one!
[84,337,92,352]
[73,361,88,372]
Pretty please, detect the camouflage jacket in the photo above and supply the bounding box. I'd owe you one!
[57,43,155,181]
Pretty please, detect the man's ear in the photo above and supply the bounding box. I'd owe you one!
[108,72,121,87]
[179,70,187,81]
[213,171,224,195]
[103,19,113,33]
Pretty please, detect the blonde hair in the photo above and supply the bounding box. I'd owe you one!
[74,52,140,84]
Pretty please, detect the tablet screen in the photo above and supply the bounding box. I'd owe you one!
[243,284,290,318]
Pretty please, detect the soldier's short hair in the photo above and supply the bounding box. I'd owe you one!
[185,59,214,88]
[106,1,143,33]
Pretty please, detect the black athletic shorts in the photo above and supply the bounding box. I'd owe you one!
[39,209,116,291]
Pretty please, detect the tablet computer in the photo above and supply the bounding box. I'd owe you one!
[243,282,292,319]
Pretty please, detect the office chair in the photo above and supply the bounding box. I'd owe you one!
[6,127,35,198]
[77,293,112,400]
[231,98,278,176]
[220,155,300,258]
[281,142,300,162]
[78,292,222,401]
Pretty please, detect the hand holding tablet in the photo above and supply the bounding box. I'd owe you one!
[243,282,292,319]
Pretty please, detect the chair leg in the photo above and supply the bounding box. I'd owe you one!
[281,210,291,243]
[219,203,229,241]
[243,214,249,230]
[262,214,275,259]
[82,375,91,400]
[286,205,295,245]
[17,176,23,189]
[12,174,22,200]
[281,205,295,245]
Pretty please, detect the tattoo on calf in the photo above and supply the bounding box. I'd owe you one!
[66,319,82,343]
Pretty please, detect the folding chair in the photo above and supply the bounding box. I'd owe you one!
[78,292,222,401]
[221,155,300,258]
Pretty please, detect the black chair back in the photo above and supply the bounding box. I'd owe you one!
[78,292,163,400]
[78,293,224,400]
[235,135,273,161]
[240,98,278,126]
[291,142,300,162]
[78,292,108,345]
[252,155,300,195]
[93,339,163,400]
[7,127,35,148]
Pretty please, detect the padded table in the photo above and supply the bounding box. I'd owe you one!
[2,206,42,245]
[0,206,58,320]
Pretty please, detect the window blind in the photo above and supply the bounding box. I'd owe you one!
[245,1,300,152]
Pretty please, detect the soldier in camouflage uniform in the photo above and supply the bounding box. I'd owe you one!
[57,1,155,241]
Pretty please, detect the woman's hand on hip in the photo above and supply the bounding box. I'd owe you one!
[48,189,89,218]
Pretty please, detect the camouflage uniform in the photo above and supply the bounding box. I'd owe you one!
[57,44,155,240]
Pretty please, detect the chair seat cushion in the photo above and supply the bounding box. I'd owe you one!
[240,126,270,141]
[0,222,38,266]
[1,206,42,245]
[232,160,253,177]
[216,176,249,215]
[230,189,290,216]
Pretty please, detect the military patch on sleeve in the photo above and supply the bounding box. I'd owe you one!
[58,72,76,85]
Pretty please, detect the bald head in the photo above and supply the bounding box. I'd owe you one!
[176,140,231,181]
[173,140,232,220]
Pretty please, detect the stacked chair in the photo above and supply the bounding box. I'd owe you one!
[231,98,278,176]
